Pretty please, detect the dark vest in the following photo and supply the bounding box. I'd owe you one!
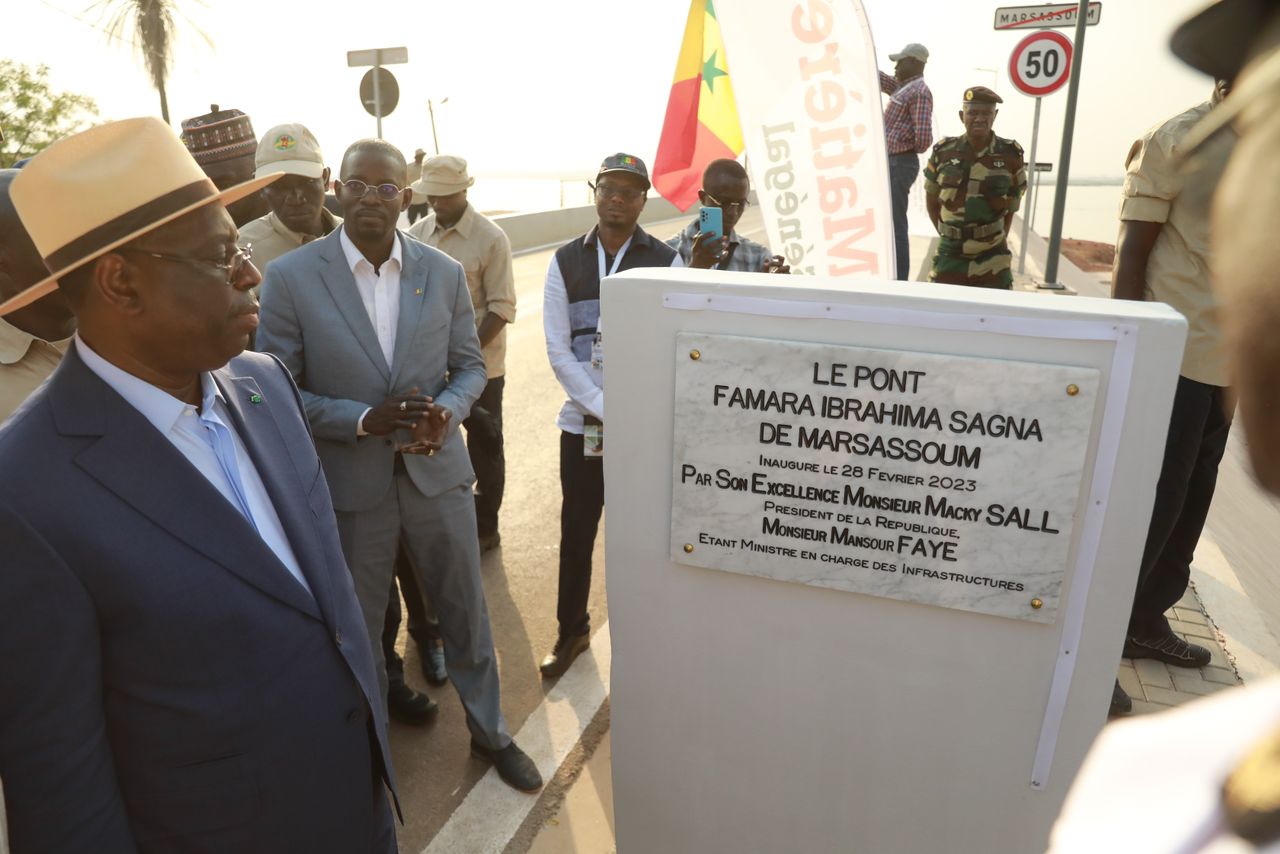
[553,225,676,362]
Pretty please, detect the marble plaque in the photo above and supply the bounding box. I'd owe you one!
[670,332,1101,623]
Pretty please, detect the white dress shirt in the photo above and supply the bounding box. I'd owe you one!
[340,227,402,368]
[75,336,312,596]
[543,241,683,433]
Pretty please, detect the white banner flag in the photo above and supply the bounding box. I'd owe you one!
[715,0,894,280]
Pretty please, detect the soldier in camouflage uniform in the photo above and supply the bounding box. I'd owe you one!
[922,86,1028,288]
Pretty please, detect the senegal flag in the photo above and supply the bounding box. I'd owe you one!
[652,0,745,212]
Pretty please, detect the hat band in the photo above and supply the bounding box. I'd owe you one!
[44,178,219,272]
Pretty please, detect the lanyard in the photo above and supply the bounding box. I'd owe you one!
[597,234,633,281]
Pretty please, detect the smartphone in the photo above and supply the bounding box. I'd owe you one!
[699,206,723,240]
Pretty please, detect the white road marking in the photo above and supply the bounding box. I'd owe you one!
[1191,530,1280,684]
[422,622,612,854]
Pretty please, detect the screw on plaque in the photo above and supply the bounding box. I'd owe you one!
[1066,384,1080,396]
[690,349,701,361]
[683,543,694,553]
[1030,598,1044,610]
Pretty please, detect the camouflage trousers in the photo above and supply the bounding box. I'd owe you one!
[929,244,1013,289]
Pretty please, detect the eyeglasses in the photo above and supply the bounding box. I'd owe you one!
[119,244,254,284]
[590,182,646,202]
[702,191,749,214]
[342,179,405,200]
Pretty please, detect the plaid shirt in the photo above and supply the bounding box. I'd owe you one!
[880,71,933,155]
[666,219,774,272]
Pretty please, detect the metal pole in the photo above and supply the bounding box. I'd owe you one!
[373,50,383,138]
[428,101,440,155]
[1017,96,1042,275]
[1030,169,1042,232]
[1042,0,1089,288]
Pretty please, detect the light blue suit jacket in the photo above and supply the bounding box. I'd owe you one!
[257,228,487,512]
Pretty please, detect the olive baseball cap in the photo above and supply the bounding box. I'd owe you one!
[596,153,650,189]
[254,123,326,180]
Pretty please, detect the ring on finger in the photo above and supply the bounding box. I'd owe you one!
[399,401,407,412]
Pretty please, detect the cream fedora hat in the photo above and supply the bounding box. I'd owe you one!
[0,116,280,317]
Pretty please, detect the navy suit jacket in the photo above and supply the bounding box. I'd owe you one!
[0,346,395,853]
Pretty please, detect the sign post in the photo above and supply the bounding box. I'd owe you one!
[346,46,408,137]
[1007,30,1072,276]
[1043,0,1092,288]
[1029,162,1053,232]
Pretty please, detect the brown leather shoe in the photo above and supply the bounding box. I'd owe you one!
[539,632,590,678]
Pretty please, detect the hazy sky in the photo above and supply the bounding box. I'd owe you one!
[7,0,1215,186]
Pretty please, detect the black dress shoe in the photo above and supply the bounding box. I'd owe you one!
[539,632,590,678]
[1109,679,1133,717]
[387,682,438,726]
[420,641,448,686]
[478,531,502,554]
[471,739,543,792]
[1124,627,1212,668]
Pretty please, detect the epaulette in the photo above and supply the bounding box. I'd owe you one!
[995,136,1025,156]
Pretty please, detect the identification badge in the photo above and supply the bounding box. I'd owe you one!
[583,416,604,459]
[590,332,604,372]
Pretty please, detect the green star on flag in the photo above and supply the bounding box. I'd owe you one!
[702,50,727,93]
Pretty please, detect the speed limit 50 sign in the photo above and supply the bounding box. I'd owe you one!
[1009,30,1073,96]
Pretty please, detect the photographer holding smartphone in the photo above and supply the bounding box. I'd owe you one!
[667,159,789,273]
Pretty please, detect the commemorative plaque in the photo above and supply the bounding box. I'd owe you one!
[670,332,1100,623]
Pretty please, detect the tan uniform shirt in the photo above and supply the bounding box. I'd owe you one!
[1120,101,1225,386]
[240,208,342,273]
[0,318,69,421]
[407,204,516,378]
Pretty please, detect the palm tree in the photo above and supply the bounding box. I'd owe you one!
[92,0,209,125]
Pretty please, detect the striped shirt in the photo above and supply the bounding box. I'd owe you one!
[880,71,934,155]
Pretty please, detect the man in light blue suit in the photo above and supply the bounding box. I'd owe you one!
[0,118,397,852]
[257,139,542,793]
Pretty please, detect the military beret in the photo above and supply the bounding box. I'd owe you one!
[963,86,1003,105]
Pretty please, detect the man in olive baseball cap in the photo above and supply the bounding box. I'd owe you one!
[239,123,341,272]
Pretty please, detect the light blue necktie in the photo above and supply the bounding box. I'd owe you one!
[200,409,259,532]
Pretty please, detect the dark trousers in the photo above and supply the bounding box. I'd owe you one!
[1129,376,1232,636]
[465,377,506,538]
[558,431,604,639]
[888,152,920,281]
[382,543,440,687]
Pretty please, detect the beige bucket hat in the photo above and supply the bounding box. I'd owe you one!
[0,116,280,317]
[412,155,475,196]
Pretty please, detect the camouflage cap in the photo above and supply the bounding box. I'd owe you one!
[964,86,1003,105]
[180,104,257,166]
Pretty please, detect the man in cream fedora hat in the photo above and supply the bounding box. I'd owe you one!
[0,117,397,852]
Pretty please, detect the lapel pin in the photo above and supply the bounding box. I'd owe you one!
[415,288,424,296]
[249,393,263,405]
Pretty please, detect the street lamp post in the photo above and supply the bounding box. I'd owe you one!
[427,97,449,155]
